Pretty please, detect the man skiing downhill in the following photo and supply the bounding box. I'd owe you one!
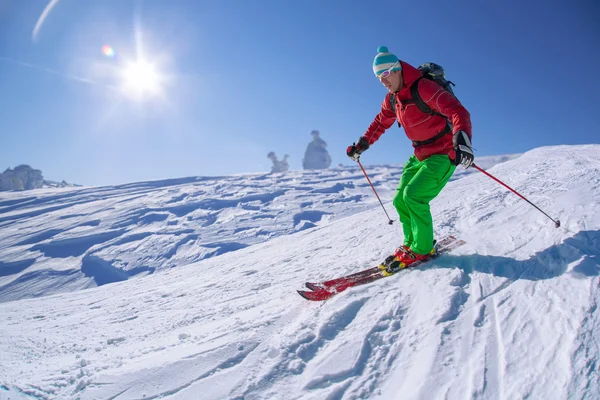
[347,46,474,268]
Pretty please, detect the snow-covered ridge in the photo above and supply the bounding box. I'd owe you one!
[0,145,598,399]
[0,154,517,302]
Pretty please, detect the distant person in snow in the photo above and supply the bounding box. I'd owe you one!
[268,152,289,173]
[346,46,473,268]
[303,130,332,170]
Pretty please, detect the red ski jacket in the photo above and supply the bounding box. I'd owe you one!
[363,61,472,161]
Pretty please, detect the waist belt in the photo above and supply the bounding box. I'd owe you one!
[412,123,452,147]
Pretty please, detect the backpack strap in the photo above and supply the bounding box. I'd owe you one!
[388,93,401,128]
[401,77,453,147]
[390,77,452,142]
[404,77,445,118]
[389,92,397,110]
[411,122,452,147]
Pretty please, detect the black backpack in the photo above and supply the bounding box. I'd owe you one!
[389,62,457,145]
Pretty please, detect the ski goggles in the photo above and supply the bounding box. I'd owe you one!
[377,61,399,80]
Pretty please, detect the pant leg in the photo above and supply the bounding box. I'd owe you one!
[402,155,456,255]
[392,156,421,248]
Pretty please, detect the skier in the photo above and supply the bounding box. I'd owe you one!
[347,46,474,268]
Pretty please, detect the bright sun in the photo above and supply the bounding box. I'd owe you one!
[120,59,163,98]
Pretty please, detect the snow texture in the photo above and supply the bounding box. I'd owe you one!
[0,146,598,400]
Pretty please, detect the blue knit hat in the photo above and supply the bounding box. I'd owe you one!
[373,46,401,77]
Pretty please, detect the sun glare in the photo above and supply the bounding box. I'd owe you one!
[121,59,163,99]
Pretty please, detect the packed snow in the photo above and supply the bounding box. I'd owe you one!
[1,146,598,400]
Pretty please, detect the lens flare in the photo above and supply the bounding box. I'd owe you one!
[101,45,115,58]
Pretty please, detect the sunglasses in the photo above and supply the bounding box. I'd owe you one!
[377,61,399,80]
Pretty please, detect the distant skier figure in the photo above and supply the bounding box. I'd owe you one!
[303,130,332,170]
[268,152,289,173]
[347,46,474,268]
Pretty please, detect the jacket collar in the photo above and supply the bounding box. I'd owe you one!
[396,61,422,100]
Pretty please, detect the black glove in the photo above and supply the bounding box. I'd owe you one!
[451,130,474,168]
[346,136,370,161]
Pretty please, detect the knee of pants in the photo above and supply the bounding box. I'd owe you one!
[393,191,406,210]
[403,185,421,205]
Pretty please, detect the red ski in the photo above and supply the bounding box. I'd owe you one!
[304,236,460,291]
[298,236,465,301]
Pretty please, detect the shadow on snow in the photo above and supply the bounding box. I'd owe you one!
[432,230,600,282]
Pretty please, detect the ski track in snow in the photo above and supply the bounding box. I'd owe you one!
[1,147,600,399]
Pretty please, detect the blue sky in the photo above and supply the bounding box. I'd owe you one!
[0,0,598,186]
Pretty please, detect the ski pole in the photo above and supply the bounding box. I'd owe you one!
[472,164,560,228]
[357,160,394,225]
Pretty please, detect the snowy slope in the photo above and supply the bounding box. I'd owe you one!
[1,146,599,400]
[0,155,517,303]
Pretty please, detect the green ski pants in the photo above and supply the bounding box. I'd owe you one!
[392,155,456,255]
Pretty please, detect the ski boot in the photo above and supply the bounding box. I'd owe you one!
[380,241,437,276]
[380,245,410,276]
[394,247,436,267]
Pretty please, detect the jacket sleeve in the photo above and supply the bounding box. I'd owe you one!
[418,79,472,138]
[363,95,398,145]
